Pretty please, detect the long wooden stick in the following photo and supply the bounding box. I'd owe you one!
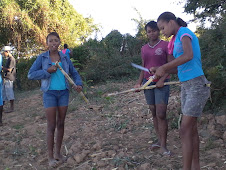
[107,81,180,96]
[141,76,154,89]
[55,61,89,104]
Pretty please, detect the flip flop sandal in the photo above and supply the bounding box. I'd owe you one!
[162,150,171,156]
[49,159,59,168]
[150,143,161,150]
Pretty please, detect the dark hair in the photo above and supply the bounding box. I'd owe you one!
[46,32,60,42]
[157,12,187,27]
[145,21,159,31]
[64,44,68,49]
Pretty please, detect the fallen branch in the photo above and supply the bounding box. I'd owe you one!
[107,81,180,96]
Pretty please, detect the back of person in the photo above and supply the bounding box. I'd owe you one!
[61,44,71,59]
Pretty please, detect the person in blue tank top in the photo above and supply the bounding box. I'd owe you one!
[28,32,83,168]
[151,12,210,170]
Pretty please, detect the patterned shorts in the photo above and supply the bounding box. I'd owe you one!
[181,75,210,117]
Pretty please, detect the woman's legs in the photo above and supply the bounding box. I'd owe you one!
[45,107,57,163]
[55,106,68,161]
[149,104,169,153]
[191,122,200,170]
[180,115,200,170]
[149,105,161,146]
[156,104,169,153]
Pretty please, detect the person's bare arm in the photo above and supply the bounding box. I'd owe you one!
[154,36,193,78]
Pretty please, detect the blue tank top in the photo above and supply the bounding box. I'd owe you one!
[49,62,66,90]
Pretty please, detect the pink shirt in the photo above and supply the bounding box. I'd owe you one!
[141,40,169,80]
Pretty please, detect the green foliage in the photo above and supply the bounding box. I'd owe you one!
[184,0,226,24]
[197,14,226,110]
[15,57,40,90]
[73,30,143,84]
[0,0,97,56]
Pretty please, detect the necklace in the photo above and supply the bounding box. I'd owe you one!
[148,40,161,48]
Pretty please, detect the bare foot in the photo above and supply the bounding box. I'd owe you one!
[49,159,59,168]
[55,155,67,165]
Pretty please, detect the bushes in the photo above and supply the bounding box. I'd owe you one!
[73,30,144,84]
[198,16,226,111]
[15,57,40,91]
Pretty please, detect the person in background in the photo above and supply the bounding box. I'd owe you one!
[28,32,83,168]
[154,11,210,170]
[61,44,72,59]
[2,46,16,113]
[134,21,174,156]
[0,52,4,126]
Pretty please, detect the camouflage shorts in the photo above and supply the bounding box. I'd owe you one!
[181,75,210,117]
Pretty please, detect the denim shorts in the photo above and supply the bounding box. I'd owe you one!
[143,79,170,105]
[181,75,210,117]
[43,89,69,108]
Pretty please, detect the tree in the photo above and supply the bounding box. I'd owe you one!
[184,0,226,110]
[0,0,97,56]
[183,0,226,24]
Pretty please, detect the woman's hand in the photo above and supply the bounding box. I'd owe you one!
[134,84,141,92]
[149,67,158,74]
[156,80,164,88]
[72,85,82,93]
[47,65,57,73]
[155,66,166,79]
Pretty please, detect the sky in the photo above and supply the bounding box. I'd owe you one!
[69,0,198,38]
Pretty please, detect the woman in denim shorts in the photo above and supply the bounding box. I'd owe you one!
[28,32,83,168]
[134,21,174,156]
[153,12,210,170]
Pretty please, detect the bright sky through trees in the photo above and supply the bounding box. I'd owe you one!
[69,0,198,38]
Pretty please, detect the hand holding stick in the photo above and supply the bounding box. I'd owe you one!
[55,61,89,104]
[107,81,180,96]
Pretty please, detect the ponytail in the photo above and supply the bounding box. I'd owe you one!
[176,17,187,27]
[157,12,187,27]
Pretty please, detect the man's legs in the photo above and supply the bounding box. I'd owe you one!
[0,105,3,126]
[9,99,14,111]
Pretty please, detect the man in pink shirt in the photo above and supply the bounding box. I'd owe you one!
[134,21,174,156]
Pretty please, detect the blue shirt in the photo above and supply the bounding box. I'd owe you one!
[61,49,71,59]
[173,27,204,82]
[28,51,82,92]
[0,54,2,83]
[49,62,66,90]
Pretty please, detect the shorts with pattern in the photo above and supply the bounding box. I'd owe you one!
[181,75,210,117]
[143,79,170,105]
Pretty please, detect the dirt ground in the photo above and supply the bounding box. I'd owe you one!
[0,80,225,170]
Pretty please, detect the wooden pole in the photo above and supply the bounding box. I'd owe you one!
[55,61,89,104]
[107,81,180,96]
